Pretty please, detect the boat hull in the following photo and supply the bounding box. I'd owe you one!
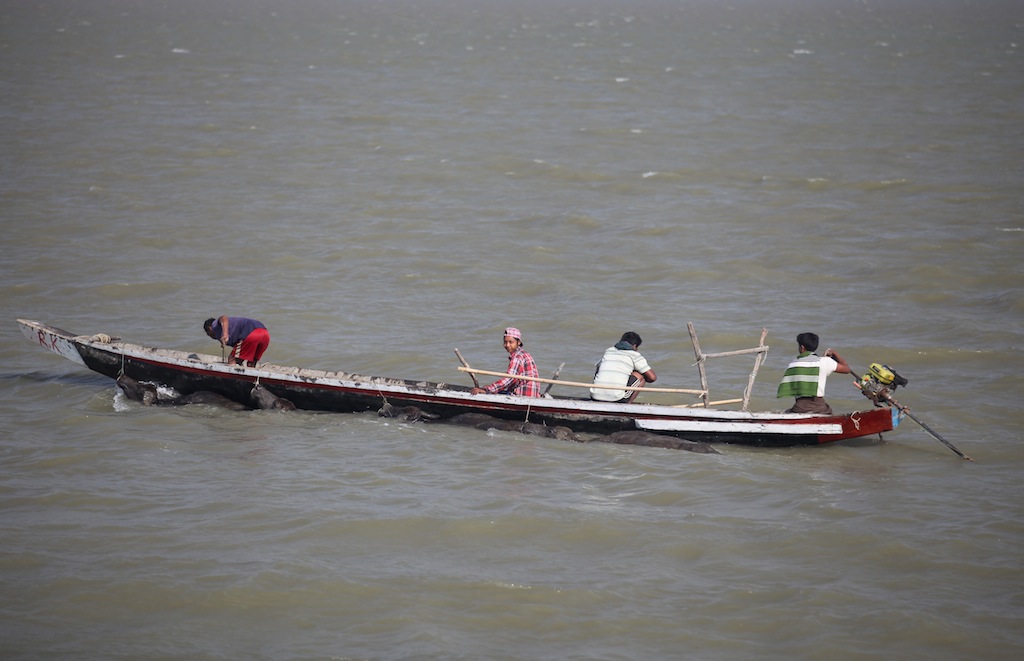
[18,319,898,447]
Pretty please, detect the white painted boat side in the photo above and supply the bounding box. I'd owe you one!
[637,417,843,435]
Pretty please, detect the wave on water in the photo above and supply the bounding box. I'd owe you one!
[93,282,183,299]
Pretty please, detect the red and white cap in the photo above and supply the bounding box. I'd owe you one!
[504,327,522,341]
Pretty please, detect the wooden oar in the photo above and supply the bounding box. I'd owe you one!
[851,370,972,461]
[457,366,706,395]
[454,349,480,388]
[672,398,744,408]
[542,362,565,396]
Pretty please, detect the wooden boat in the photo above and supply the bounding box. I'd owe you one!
[17,318,901,448]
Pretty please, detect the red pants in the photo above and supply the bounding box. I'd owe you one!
[233,327,270,364]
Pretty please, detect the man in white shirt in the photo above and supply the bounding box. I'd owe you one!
[590,331,657,403]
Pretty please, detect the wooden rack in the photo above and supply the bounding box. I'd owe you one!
[687,322,769,411]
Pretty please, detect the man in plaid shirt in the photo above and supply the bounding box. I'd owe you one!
[470,327,541,397]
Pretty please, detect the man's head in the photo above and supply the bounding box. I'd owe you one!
[203,318,217,338]
[797,332,819,352]
[503,327,523,354]
[620,331,642,349]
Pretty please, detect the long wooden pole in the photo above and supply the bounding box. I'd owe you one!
[741,327,769,411]
[688,322,710,407]
[701,346,770,359]
[542,362,565,396]
[457,366,706,395]
[453,349,480,388]
[672,398,744,408]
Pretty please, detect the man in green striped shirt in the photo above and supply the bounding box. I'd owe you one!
[777,332,851,414]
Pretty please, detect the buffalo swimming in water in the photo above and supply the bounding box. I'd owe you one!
[378,402,440,422]
[587,430,719,454]
[250,383,296,411]
[447,412,580,442]
[116,374,247,411]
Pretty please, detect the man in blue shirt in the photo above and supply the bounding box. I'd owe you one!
[203,316,270,367]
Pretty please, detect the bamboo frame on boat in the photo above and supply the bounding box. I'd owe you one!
[687,322,769,411]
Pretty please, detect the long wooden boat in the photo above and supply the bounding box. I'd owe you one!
[17,319,901,448]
